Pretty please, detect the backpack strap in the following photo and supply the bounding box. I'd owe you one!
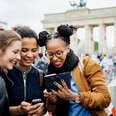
[78,56,84,73]
[38,69,44,88]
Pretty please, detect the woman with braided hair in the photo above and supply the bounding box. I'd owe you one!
[38,24,111,116]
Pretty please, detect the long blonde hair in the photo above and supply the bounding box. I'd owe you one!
[0,30,21,74]
[0,30,21,51]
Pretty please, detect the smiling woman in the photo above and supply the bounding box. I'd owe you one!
[38,24,111,116]
[7,26,45,116]
[0,30,21,116]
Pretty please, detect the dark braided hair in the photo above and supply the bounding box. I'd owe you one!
[38,24,76,47]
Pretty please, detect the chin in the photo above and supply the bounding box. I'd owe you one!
[24,63,32,67]
[7,65,14,70]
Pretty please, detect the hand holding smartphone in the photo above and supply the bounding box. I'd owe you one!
[44,72,71,92]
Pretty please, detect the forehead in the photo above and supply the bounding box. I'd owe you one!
[22,37,37,48]
[4,40,21,52]
[47,38,66,50]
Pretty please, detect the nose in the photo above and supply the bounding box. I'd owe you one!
[52,54,58,60]
[27,51,33,57]
[16,53,21,60]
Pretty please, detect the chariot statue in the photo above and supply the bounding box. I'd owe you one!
[69,0,87,9]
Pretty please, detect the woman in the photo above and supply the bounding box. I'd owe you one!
[0,30,21,116]
[38,25,111,116]
[7,26,45,116]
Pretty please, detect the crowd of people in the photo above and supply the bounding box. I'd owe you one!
[0,24,114,116]
[85,54,116,84]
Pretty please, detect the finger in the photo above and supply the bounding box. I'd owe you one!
[21,101,31,106]
[52,90,59,96]
[28,103,44,115]
[54,82,63,90]
[35,103,44,108]
[61,80,68,89]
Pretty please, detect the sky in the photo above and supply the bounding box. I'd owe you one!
[0,0,116,48]
[0,0,116,32]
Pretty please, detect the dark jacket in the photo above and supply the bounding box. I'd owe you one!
[7,66,43,106]
[7,66,45,116]
[0,71,9,116]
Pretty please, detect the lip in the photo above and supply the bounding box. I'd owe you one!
[23,58,33,63]
[54,62,62,67]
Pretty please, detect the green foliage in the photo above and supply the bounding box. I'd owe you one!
[77,39,80,44]
[94,41,98,51]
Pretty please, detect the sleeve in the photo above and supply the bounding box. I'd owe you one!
[79,57,111,110]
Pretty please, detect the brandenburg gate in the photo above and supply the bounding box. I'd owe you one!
[41,7,116,54]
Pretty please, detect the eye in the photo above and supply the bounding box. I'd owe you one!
[48,52,54,56]
[32,48,37,52]
[56,50,63,56]
[21,48,28,52]
[13,50,19,54]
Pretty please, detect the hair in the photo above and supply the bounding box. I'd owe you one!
[39,53,43,58]
[38,24,77,47]
[13,26,38,44]
[0,30,21,51]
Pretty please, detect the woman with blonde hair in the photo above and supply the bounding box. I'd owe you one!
[0,30,21,116]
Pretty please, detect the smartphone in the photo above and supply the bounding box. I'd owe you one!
[44,72,71,92]
[31,98,42,105]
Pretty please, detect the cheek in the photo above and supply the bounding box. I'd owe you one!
[34,51,38,58]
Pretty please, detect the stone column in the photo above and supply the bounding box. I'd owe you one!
[99,24,107,54]
[84,25,94,54]
[114,23,116,48]
[70,29,78,55]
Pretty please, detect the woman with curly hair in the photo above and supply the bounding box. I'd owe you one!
[38,24,111,116]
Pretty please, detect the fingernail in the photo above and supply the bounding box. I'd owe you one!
[53,81,56,85]
[60,79,64,82]
[50,89,53,93]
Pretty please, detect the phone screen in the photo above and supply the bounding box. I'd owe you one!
[31,98,42,105]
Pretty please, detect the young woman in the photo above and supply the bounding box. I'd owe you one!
[7,26,45,116]
[0,30,21,116]
[38,25,111,116]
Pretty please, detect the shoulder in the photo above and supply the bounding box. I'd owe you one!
[0,77,5,86]
[0,77,7,93]
[83,56,101,68]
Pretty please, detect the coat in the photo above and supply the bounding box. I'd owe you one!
[46,57,111,116]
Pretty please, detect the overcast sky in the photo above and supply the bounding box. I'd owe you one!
[0,0,116,33]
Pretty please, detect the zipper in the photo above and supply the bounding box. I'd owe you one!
[23,72,26,101]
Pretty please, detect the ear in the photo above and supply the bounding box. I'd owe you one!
[0,49,2,55]
[66,45,70,53]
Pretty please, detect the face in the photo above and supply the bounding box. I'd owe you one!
[0,41,21,70]
[19,38,38,69]
[46,38,70,68]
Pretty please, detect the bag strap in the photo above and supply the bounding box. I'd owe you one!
[78,56,84,73]
[38,69,43,88]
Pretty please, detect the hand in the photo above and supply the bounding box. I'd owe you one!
[53,80,79,101]
[44,89,57,103]
[28,103,44,116]
[19,101,31,114]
